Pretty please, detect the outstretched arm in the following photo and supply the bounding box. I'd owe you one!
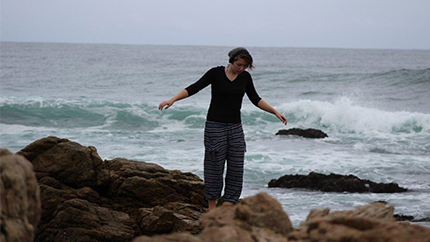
[158,89,189,110]
[257,99,288,125]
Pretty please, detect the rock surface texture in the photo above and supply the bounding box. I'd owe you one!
[133,193,430,242]
[276,128,328,138]
[269,172,408,193]
[133,192,294,242]
[0,149,41,242]
[16,136,206,242]
[296,202,430,242]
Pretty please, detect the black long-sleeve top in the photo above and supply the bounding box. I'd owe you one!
[185,66,261,123]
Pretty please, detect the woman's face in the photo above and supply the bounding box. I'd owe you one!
[231,58,249,74]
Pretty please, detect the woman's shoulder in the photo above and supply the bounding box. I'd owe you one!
[205,66,225,75]
[212,66,225,71]
[240,70,252,79]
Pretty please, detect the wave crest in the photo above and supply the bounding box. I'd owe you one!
[277,97,430,134]
[1,96,429,135]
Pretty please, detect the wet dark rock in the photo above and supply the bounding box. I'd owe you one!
[17,136,206,242]
[276,128,328,138]
[394,214,430,223]
[414,217,430,222]
[268,172,408,193]
[394,214,415,221]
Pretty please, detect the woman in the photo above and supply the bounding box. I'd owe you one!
[159,47,287,211]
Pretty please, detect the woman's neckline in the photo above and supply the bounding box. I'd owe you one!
[224,65,238,82]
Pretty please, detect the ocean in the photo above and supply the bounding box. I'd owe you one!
[1,42,430,226]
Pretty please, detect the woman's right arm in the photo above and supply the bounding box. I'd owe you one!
[159,67,215,111]
[158,89,189,110]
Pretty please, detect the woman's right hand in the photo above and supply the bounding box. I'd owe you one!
[158,99,175,110]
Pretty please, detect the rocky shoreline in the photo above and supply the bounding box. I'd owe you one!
[1,136,430,242]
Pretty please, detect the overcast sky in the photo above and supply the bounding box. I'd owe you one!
[1,0,430,50]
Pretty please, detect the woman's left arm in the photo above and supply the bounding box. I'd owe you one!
[257,99,288,125]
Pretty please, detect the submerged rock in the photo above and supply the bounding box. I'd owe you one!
[268,172,408,193]
[16,136,206,242]
[0,149,41,242]
[276,128,328,138]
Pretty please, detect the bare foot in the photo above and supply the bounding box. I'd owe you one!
[208,200,217,212]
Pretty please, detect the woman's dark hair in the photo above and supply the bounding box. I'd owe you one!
[228,47,254,70]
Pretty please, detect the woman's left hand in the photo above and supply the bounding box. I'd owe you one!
[275,111,288,125]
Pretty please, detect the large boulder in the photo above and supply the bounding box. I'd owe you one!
[276,128,328,138]
[0,149,41,242]
[133,192,293,242]
[134,196,430,242]
[293,202,430,242]
[16,136,206,242]
[268,172,408,193]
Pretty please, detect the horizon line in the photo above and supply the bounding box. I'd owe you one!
[1,40,429,52]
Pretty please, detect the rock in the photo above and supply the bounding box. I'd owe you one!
[268,171,408,193]
[38,199,134,242]
[394,214,430,223]
[0,149,41,242]
[134,193,430,242]
[414,217,430,222]
[276,128,328,138]
[134,233,202,242]
[300,202,430,242]
[16,136,206,242]
[133,192,293,242]
[137,203,202,235]
[304,202,396,223]
[10,137,430,242]
[394,214,415,221]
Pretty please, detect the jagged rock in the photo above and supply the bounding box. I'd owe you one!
[134,194,430,242]
[38,199,134,242]
[133,192,293,242]
[0,149,41,242]
[268,172,408,193]
[276,128,328,138]
[304,202,396,223]
[16,136,206,242]
[298,202,430,242]
[137,203,202,235]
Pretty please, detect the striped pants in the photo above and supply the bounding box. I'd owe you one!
[204,121,246,203]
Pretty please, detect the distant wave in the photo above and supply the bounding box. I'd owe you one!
[366,67,430,85]
[276,97,430,134]
[1,96,430,135]
[0,97,159,131]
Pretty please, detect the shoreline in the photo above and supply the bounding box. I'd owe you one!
[2,136,430,241]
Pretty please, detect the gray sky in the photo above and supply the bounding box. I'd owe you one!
[2,0,430,50]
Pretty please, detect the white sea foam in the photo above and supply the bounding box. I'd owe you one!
[277,97,430,134]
